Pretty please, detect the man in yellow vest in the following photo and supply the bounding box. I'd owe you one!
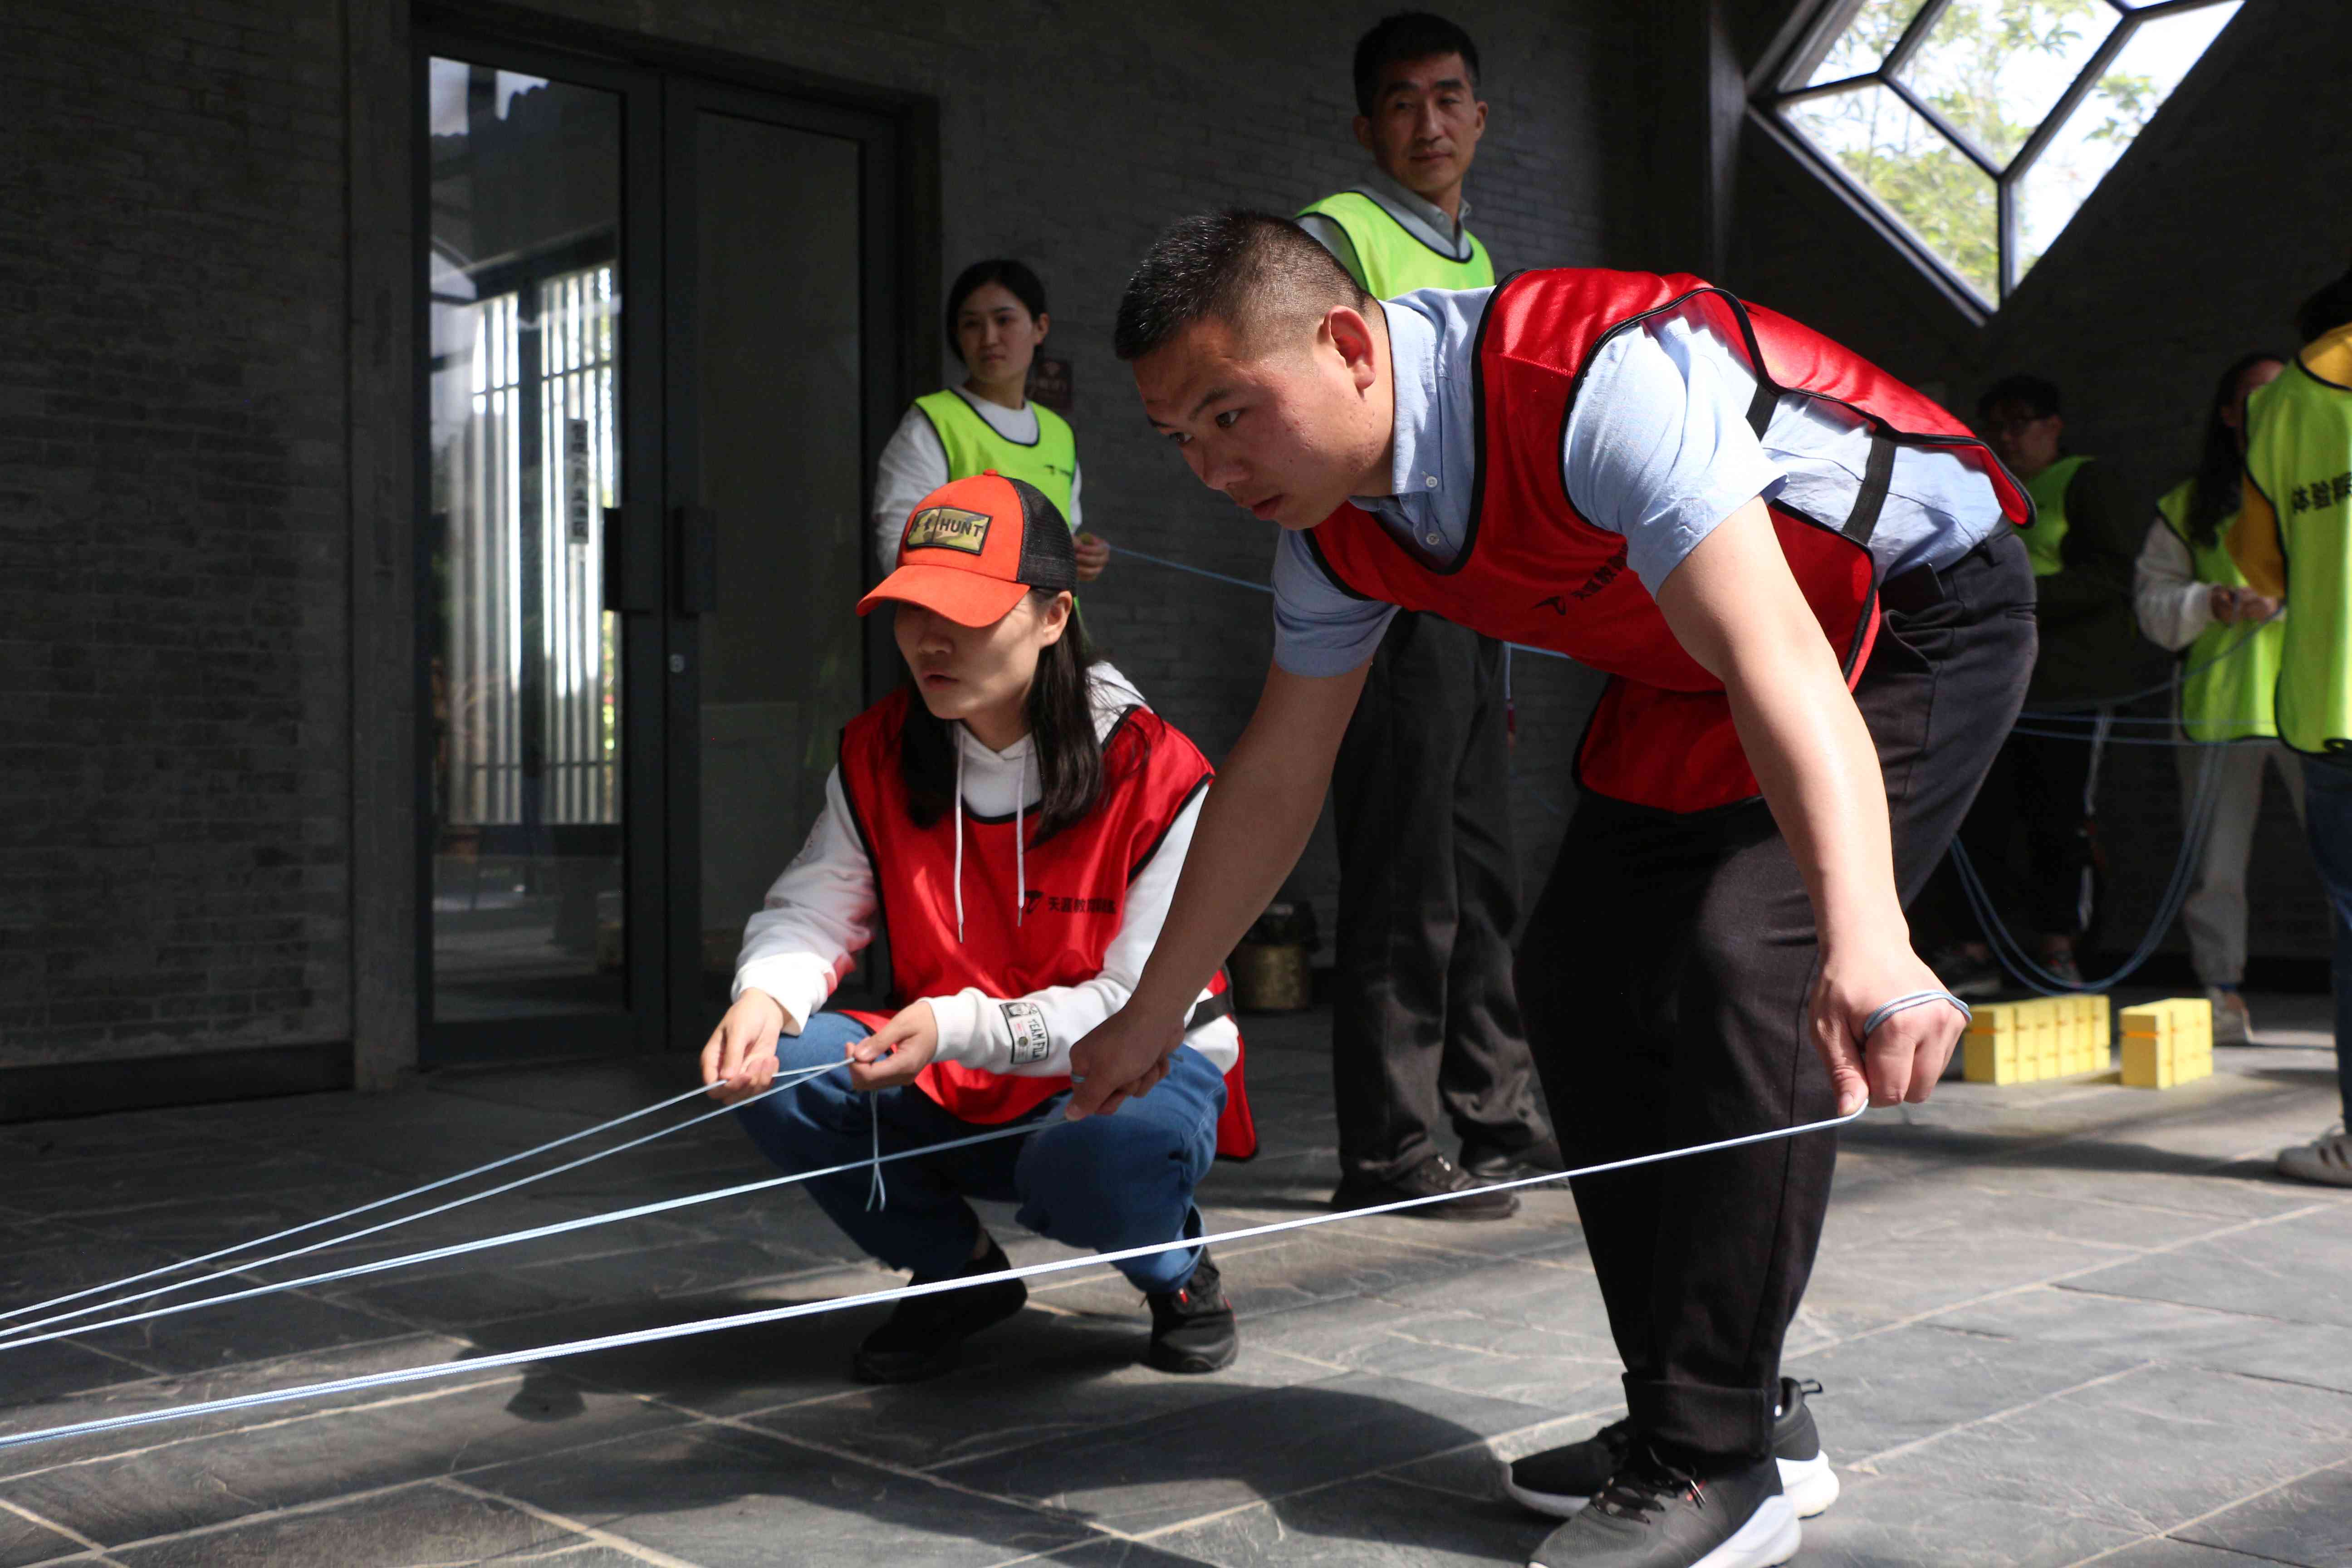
[2229,261,2352,1187]
[1295,11,1556,1222]
[1926,374,2147,994]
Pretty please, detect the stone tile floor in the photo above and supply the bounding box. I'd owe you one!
[0,996,2347,1566]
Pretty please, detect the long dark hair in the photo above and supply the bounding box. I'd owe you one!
[2185,351,2286,549]
[945,259,1048,363]
[899,591,1107,845]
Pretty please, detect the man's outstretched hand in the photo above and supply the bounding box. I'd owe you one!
[1065,1004,1186,1120]
[1811,944,1965,1115]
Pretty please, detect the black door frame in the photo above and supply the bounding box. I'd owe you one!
[412,11,930,1066]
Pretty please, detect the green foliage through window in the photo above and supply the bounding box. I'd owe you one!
[1766,0,2241,307]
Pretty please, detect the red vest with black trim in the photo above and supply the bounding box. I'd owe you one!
[1306,270,2032,814]
[836,688,1257,1158]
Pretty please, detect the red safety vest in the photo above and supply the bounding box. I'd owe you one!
[1306,270,2031,813]
[836,687,1257,1158]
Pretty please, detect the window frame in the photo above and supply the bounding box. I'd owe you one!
[1753,0,2241,317]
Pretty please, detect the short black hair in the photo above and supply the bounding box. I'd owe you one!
[1113,210,1371,363]
[1978,373,2062,421]
[2296,260,2352,345]
[1353,11,1481,118]
[945,259,1048,362]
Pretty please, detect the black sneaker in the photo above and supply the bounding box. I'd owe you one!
[1509,1382,1835,1522]
[1771,1377,1838,1519]
[851,1237,1026,1384]
[1332,1153,1519,1221]
[1463,1136,1566,1183]
[1529,1446,1798,1568]
[1506,1416,1635,1516]
[1144,1249,1238,1373]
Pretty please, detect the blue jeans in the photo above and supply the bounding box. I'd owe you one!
[733,1012,1224,1292]
[2298,756,2352,1120]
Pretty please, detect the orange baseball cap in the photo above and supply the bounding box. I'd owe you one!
[858,471,1079,627]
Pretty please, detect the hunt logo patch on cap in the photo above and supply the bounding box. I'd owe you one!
[857,470,1079,628]
[904,504,993,555]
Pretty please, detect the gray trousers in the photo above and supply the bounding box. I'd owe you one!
[2176,739,2306,987]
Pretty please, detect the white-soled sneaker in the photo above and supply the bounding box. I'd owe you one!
[1771,1377,1839,1519]
[2278,1123,2352,1188]
[1529,1447,1798,1568]
[1510,1382,1837,1523]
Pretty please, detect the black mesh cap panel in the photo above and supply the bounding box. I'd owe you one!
[1009,476,1079,592]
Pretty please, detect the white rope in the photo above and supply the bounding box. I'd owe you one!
[0,1060,848,1347]
[0,1101,1866,1455]
[0,1083,719,1328]
[1860,990,1971,1040]
[0,1115,1038,1352]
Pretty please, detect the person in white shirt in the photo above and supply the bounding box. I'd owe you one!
[870,259,1108,588]
[2133,351,2298,1044]
[701,472,1250,1386]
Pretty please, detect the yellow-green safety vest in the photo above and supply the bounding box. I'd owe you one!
[912,390,1078,527]
[2244,360,2352,755]
[2155,478,2283,743]
[2020,453,2094,578]
[1294,190,1494,297]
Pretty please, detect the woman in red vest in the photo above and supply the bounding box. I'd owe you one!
[700,473,1251,1386]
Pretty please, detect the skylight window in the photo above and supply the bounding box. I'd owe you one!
[1761,0,2241,309]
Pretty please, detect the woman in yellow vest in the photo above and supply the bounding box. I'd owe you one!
[871,260,1108,593]
[2230,261,2352,1186]
[2133,352,2295,1046]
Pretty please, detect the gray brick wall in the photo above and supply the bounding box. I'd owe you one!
[1729,0,2349,969]
[0,0,1617,1073]
[522,0,1616,952]
[0,0,351,1066]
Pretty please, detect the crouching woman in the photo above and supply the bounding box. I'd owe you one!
[701,473,1255,1384]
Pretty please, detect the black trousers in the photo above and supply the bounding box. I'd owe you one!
[1331,611,1552,1182]
[1516,530,2036,1463]
[1923,722,2102,942]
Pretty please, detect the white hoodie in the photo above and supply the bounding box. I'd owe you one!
[730,666,1238,1078]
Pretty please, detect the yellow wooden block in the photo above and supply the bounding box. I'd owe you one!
[2122,1036,2176,1088]
[1964,1035,2019,1084]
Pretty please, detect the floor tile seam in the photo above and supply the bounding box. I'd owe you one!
[1940,1179,2306,1225]
[1843,1358,2157,1472]
[2054,1455,2352,1567]
[1354,1229,1595,1274]
[38,1472,443,1560]
[683,1406,1142,1544]
[0,1371,527,1485]
[17,1324,467,1434]
[2048,1279,2352,1334]
[0,1493,108,1554]
[1119,1403,1620,1543]
[1839,1080,2318,1188]
[984,1529,1244,1568]
[1803,1196,2344,1361]
[431,1475,713,1568]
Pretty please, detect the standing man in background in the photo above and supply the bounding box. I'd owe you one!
[1927,375,2146,994]
[1295,11,1556,1220]
[2229,259,2352,1188]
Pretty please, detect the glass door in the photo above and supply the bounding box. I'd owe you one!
[662,81,903,1044]
[418,37,910,1063]
[421,49,666,1060]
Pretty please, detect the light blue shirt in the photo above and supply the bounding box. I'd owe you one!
[1270,288,2009,677]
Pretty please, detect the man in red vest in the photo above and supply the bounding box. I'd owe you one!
[1068,212,2034,1568]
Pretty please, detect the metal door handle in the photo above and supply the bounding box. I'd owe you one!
[674,505,718,616]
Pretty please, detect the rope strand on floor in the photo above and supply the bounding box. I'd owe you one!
[0,1100,1867,1455]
